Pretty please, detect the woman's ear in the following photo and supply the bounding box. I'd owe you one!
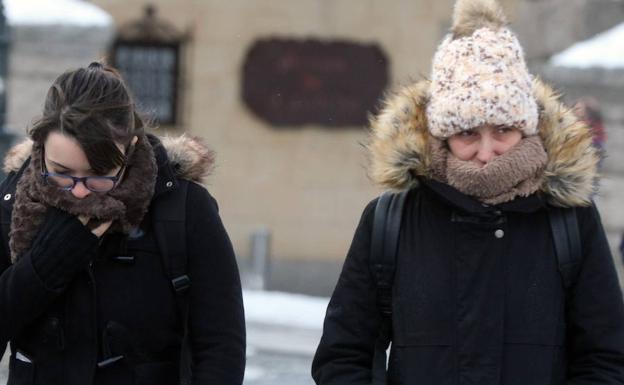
[131,136,138,146]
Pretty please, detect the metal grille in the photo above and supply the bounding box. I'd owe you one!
[114,43,179,125]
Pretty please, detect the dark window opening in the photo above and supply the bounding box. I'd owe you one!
[109,5,185,126]
[113,42,179,125]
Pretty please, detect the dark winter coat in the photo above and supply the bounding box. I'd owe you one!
[312,79,624,385]
[0,135,246,385]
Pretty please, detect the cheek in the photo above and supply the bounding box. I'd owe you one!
[498,132,523,153]
[447,138,476,161]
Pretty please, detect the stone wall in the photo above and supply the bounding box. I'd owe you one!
[6,24,114,137]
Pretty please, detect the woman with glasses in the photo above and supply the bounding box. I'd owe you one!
[0,62,245,385]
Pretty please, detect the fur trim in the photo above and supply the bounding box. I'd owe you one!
[3,139,32,174]
[367,79,599,207]
[160,134,215,183]
[3,134,215,184]
[367,82,431,192]
[533,80,599,207]
[452,0,508,38]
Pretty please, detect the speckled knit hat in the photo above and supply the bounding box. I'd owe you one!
[426,0,538,139]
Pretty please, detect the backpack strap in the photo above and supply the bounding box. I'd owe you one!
[152,179,192,384]
[370,190,409,318]
[547,206,582,290]
[370,190,409,384]
[153,179,190,294]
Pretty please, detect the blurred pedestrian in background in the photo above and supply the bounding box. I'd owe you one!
[574,96,606,170]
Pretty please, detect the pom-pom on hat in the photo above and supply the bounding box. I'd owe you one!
[426,0,538,139]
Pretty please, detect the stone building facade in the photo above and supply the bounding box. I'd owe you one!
[7,0,622,295]
[88,0,523,294]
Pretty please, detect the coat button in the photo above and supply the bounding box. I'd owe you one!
[166,181,173,188]
[3,194,11,201]
[495,229,505,238]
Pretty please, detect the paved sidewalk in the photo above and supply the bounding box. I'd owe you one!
[246,348,314,385]
[244,320,321,384]
[242,290,325,384]
[247,321,321,357]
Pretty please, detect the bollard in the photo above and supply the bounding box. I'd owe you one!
[248,228,271,290]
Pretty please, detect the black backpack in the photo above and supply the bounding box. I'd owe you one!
[370,190,581,383]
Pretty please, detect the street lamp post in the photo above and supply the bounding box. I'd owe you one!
[0,1,13,180]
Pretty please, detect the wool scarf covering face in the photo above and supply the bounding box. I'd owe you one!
[429,135,548,205]
[9,134,157,262]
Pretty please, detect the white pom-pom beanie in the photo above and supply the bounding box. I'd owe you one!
[426,0,538,139]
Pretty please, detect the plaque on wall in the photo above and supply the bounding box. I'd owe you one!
[242,38,389,127]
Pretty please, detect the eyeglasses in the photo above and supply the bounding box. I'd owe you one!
[40,150,128,193]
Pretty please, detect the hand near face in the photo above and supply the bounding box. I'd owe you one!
[78,215,113,237]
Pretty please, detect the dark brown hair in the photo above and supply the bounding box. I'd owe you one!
[29,61,146,174]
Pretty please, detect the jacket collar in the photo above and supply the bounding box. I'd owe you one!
[149,134,180,198]
[422,178,546,215]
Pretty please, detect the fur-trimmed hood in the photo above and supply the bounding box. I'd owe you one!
[367,79,599,207]
[3,134,214,184]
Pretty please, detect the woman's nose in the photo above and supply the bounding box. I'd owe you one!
[475,139,496,165]
[71,181,91,199]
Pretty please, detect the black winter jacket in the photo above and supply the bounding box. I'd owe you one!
[312,181,624,385]
[0,136,245,385]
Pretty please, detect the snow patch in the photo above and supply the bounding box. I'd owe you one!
[550,22,624,69]
[244,365,266,381]
[4,0,113,27]
[244,290,329,330]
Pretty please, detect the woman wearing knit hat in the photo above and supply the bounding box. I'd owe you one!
[312,0,624,384]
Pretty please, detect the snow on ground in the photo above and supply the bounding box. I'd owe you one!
[550,22,624,69]
[4,0,113,27]
[244,290,329,330]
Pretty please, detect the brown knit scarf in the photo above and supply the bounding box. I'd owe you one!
[429,135,548,205]
[9,134,158,262]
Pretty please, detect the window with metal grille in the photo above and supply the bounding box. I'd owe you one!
[113,42,179,125]
[109,5,185,126]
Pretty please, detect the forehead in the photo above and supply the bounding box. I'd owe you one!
[44,131,90,170]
